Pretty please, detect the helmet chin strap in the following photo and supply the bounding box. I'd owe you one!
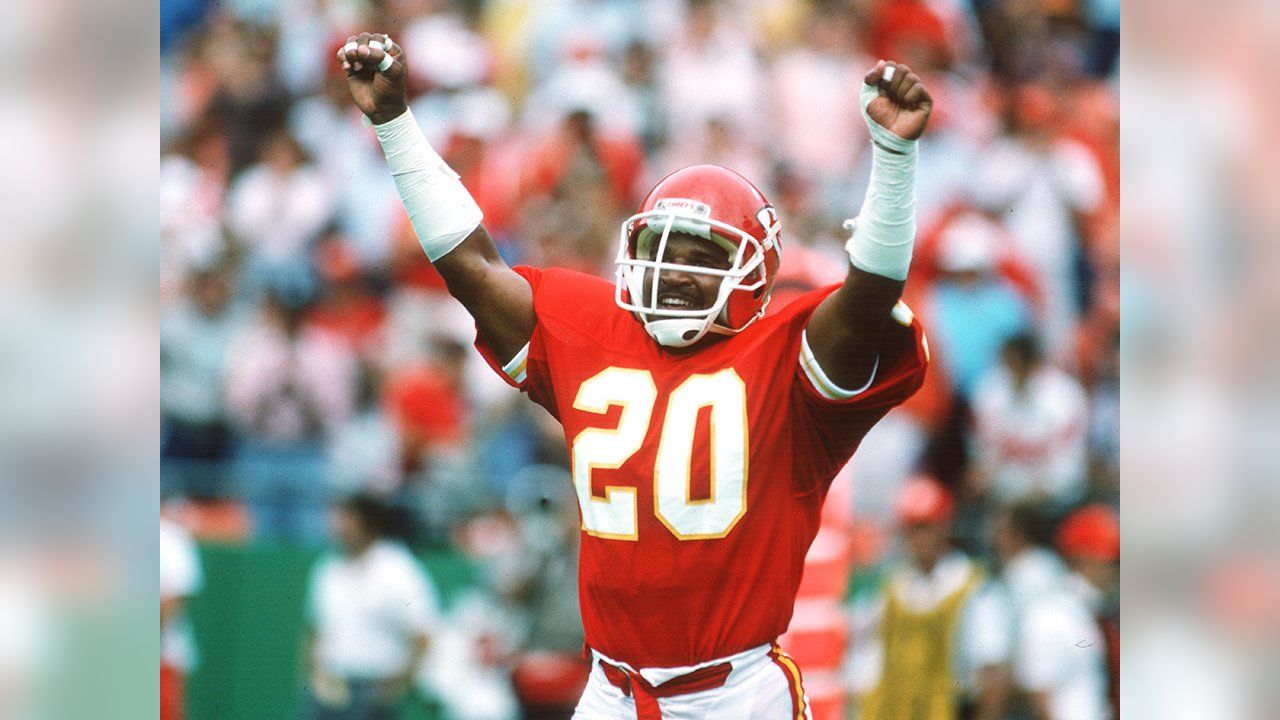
[639,283,736,348]
[642,316,714,348]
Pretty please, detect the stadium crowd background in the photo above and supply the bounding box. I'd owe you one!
[159,0,1119,717]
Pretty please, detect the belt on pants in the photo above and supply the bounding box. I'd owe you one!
[597,657,733,720]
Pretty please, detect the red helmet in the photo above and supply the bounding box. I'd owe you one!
[614,165,783,348]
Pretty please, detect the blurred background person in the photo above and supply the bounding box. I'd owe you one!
[494,466,589,720]
[161,504,204,720]
[969,84,1106,363]
[519,107,643,273]
[303,494,441,720]
[658,0,765,158]
[991,502,1067,617]
[161,263,241,499]
[769,5,870,221]
[848,476,1012,720]
[225,292,357,543]
[923,210,1034,402]
[1056,505,1120,720]
[971,334,1089,514]
[992,503,1110,720]
[224,129,335,305]
[325,363,403,498]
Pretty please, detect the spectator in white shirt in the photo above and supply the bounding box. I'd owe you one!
[768,7,869,213]
[658,0,764,150]
[161,265,240,497]
[993,503,1110,720]
[972,334,1089,512]
[225,292,357,542]
[849,476,1013,720]
[304,494,441,720]
[225,129,334,304]
[1056,505,1120,720]
[970,84,1105,359]
[161,510,204,720]
[992,502,1068,608]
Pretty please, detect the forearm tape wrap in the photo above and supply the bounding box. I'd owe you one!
[374,109,482,262]
[845,82,919,281]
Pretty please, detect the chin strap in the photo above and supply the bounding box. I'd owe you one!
[642,317,712,348]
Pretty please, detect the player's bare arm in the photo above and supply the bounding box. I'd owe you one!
[806,61,933,390]
[339,33,534,363]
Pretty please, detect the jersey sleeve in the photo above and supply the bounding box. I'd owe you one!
[472,265,560,415]
[796,301,929,409]
[789,297,930,483]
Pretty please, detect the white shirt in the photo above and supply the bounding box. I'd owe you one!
[308,541,441,680]
[160,517,203,671]
[973,365,1089,508]
[1016,584,1109,720]
[1002,546,1068,610]
[1001,552,1109,720]
[160,155,225,283]
[769,47,868,179]
[659,19,764,145]
[224,321,357,441]
[848,552,1013,695]
[161,301,240,425]
[225,162,333,263]
[970,136,1104,356]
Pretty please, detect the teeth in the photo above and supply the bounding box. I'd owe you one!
[660,297,693,308]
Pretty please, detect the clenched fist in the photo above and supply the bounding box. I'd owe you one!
[863,61,933,142]
[337,32,409,125]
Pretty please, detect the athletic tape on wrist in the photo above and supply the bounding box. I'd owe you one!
[858,81,917,156]
[844,81,918,281]
[374,109,483,261]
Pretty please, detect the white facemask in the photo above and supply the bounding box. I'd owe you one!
[614,204,769,348]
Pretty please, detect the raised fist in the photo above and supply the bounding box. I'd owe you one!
[337,32,408,125]
[863,61,933,141]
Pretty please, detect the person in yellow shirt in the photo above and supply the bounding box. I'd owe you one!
[849,476,1013,720]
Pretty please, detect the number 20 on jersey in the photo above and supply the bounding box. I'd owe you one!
[571,367,748,541]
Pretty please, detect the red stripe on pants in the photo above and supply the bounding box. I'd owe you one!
[767,644,806,720]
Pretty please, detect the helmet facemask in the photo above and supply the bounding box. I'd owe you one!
[614,202,771,348]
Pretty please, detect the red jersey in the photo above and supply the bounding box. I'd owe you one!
[477,266,928,668]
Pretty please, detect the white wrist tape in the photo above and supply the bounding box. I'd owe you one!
[373,109,482,261]
[844,81,919,281]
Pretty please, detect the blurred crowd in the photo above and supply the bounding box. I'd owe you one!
[159,0,1118,717]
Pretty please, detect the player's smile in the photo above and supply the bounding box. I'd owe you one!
[656,284,705,309]
[641,232,731,312]
[641,272,716,313]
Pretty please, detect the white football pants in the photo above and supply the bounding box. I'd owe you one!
[572,643,813,720]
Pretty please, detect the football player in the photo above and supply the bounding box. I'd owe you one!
[339,33,933,719]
